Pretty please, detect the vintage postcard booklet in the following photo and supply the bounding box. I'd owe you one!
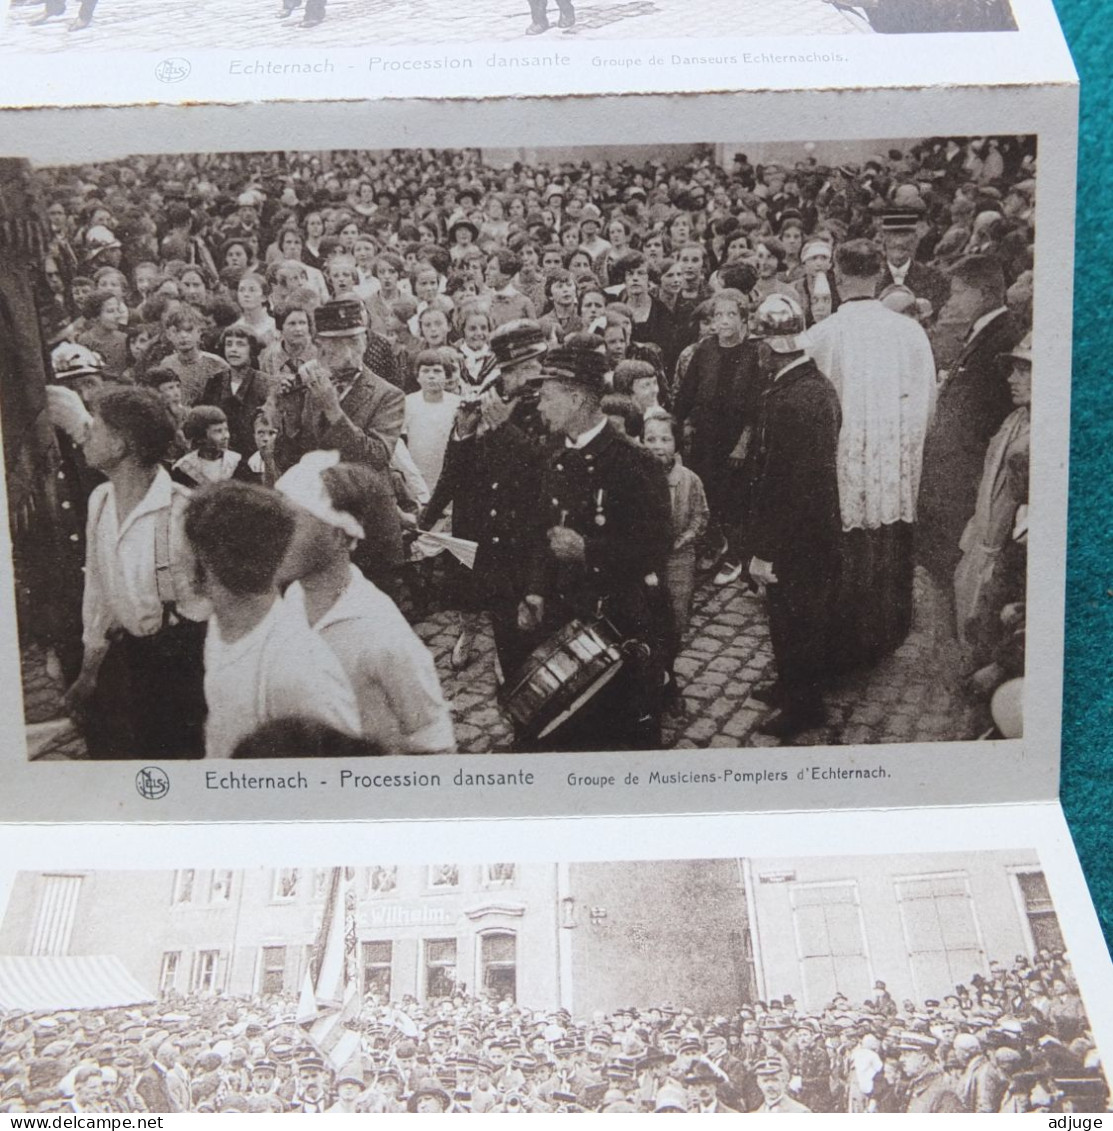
[0,0,1108,1116]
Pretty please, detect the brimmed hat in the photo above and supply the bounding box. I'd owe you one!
[406,1081,453,1112]
[83,225,121,259]
[754,293,805,351]
[490,319,547,368]
[1003,331,1032,365]
[684,1060,728,1086]
[754,1056,789,1078]
[898,1031,939,1053]
[51,341,105,382]
[313,297,366,338]
[879,210,922,233]
[530,344,608,396]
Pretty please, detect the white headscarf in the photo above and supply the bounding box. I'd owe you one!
[275,450,365,541]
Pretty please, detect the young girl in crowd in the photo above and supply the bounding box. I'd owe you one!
[643,413,710,712]
[539,269,582,343]
[403,349,461,496]
[202,325,270,458]
[456,302,495,388]
[234,271,277,344]
[173,405,242,487]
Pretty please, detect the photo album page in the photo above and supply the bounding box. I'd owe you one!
[0,0,1109,1116]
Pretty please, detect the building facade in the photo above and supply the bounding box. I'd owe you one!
[0,851,1062,1020]
[748,850,1063,1012]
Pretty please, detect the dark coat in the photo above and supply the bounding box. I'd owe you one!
[512,420,673,748]
[528,420,672,638]
[748,357,842,578]
[876,259,951,319]
[424,396,549,606]
[199,365,270,458]
[747,357,842,704]
[916,308,1023,581]
[673,336,766,517]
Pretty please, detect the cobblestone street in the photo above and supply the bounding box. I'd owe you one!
[4,0,862,55]
[22,564,985,761]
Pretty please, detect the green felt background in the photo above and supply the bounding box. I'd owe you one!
[1053,1,1112,955]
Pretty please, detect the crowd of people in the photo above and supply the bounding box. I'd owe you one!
[0,952,1104,1113]
[6,137,1035,756]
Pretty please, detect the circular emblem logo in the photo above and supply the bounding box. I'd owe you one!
[155,58,191,84]
[136,766,170,800]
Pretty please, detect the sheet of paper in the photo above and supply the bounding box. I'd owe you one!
[0,804,1107,1113]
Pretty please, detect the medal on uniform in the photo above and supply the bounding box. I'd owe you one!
[594,489,606,527]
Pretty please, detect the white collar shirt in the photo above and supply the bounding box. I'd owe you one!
[967,305,1009,342]
[565,416,608,450]
[82,468,210,650]
[887,259,912,286]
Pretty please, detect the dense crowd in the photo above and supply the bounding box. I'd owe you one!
[0,952,1104,1113]
[5,137,1035,756]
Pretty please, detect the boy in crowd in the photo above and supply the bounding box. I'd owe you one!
[147,367,190,462]
[160,302,228,406]
[276,452,455,755]
[183,480,360,759]
[241,408,280,487]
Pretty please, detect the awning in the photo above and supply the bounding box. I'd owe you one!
[0,955,155,1011]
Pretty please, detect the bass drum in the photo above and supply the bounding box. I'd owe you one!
[500,618,626,742]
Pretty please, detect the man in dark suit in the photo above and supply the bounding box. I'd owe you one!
[876,211,951,319]
[518,345,672,751]
[273,298,404,583]
[423,320,550,677]
[746,294,842,740]
[916,255,1023,585]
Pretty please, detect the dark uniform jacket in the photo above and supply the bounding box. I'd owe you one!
[916,307,1022,581]
[424,395,549,607]
[527,420,672,640]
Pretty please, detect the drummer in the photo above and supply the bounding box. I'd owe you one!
[518,344,673,751]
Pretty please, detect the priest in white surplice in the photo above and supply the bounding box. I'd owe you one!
[798,239,937,670]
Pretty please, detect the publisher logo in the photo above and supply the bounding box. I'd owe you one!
[155,58,191,84]
[136,766,170,800]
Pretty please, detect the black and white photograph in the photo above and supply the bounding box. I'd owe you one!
[0,0,1018,53]
[0,848,1106,1112]
[2,134,1037,761]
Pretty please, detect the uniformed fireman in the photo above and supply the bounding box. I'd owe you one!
[518,343,672,751]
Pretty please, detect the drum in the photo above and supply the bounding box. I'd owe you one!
[500,618,626,742]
